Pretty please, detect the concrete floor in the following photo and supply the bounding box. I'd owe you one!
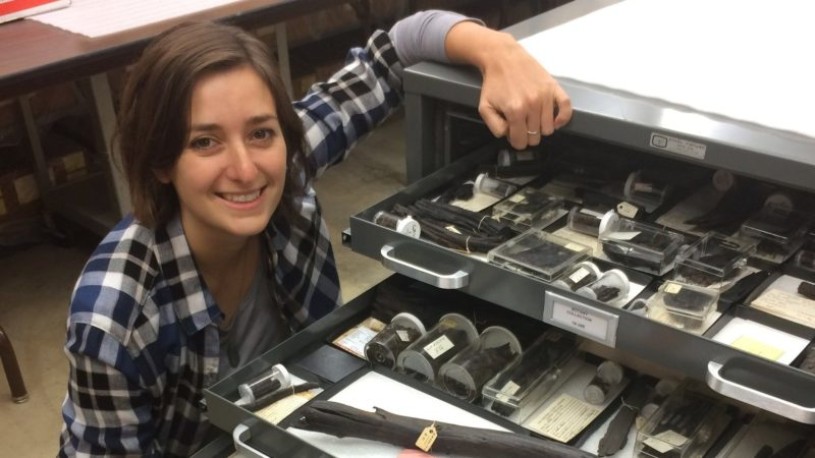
[0,111,406,457]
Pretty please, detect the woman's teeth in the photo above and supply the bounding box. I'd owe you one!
[224,190,260,202]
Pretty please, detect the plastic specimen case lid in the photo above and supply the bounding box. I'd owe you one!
[740,204,809,245]
[481,330,576,414]
[487,229,591,281]
[439,326,522,401]
[674,232,756,283]
[636,387,731,458]
[491,188,566,229]
[599,217,686,275]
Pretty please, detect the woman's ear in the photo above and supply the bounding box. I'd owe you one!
[153,168,172,184]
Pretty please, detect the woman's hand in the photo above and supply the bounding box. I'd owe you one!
[446,22,572,150]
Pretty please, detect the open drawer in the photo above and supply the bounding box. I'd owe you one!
[346,138,815,426]
[202,275,639,457]
[202,274,815,458]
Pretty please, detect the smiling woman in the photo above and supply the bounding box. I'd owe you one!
[57,10,572,457]
[163,66,288,245]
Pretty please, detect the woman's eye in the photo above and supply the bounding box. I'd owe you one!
[251,128,274,141]
[190,137,214,150]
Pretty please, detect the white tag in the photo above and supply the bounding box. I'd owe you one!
[500,380,521,396]
[617,201,639,218]
[569,267,590,283]
[644,429,688,453]
[396,330,411,342]
[665,283,683,294]
[423,335,455,359]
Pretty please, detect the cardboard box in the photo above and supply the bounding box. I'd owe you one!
[0,167,41,223]
[42,131,91,187]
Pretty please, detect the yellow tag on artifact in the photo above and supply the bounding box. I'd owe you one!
[415,422,438,452]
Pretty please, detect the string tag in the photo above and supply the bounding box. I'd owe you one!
[415,421,438,452]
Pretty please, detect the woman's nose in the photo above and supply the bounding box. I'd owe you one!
[226,143,258,182]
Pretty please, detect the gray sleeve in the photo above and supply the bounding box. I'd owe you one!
[388,10,485,68]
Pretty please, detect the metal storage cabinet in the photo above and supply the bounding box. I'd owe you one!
[404,0,815,189]
[203,1,815,455]
[399,0,815,425]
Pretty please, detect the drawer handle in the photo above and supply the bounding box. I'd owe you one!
[380,244,469,289]
[706,360,815,424]
[233,423,267,458]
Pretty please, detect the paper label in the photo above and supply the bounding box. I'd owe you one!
[396,330,411,342]
[424,335,455,359]
[731,335,785,361]
[650,132,707,160]
[644,429,688,453]
[526,394,602,442]
[751,288,815,329]
[569,267,590,283]
[616,202,639,218]
[607,231,640,241]
[332,317,385,359]
[255,388,320,425]
[415,423,437,452]
[665,283,683,294]
[500,380,522,396]
[509,193,525,203]
[551,301,610,342]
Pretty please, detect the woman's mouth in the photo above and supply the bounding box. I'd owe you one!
[220,187,264,203]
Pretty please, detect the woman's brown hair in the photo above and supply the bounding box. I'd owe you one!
[116,21,307,228]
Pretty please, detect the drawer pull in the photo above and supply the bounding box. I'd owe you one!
[706,359,815,424]
[381,244,469,289]
[233,423,267,458]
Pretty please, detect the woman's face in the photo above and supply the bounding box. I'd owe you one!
[159,65,287,244]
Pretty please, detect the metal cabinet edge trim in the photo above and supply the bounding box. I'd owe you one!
[706,360,815,424]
